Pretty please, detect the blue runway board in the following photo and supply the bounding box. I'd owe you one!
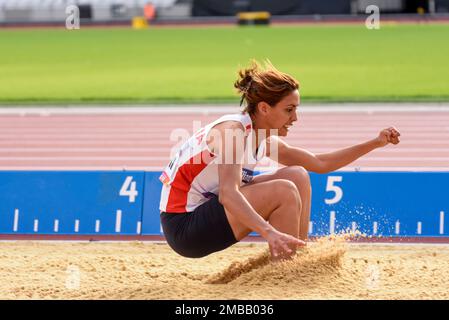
[0,171,448,238]
[0,171,144,235]
[141,171,164,235]
[310,172,449,237]
[140,171,449,238]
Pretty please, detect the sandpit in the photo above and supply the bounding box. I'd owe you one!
[1,238,449,299]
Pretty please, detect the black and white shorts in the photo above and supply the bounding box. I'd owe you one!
[160,195,238,258]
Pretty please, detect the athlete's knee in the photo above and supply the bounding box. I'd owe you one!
[272,179,301,209]
[286,166,311,190]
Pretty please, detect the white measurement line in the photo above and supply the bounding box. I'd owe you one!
[33,219,39,232]
[329,211,336,235]
[54,219,59,233]
[95,220,100,233]
[160,222,163,234]
[137,221,142,234]
[373,221,378,235]
[13,209,19,232]
[115,210,122,233]
[308,221,313,234]
[440,211,445,235]
[74,220,80,233]
[351,222,357,233]
[417,221,422,235]
[395,220,401,235]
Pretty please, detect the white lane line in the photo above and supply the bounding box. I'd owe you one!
[417,221,422,235]
[13,209,19,232]
[137,221,142,234]
[74,220,80,233]
[2,148,449,154]
[54,219,59,233]
[0,133,190,139]
[2,157,449,162]
[1,104,449,115]
[33,219,39,233]
[2,140,448,146]
[95,220,100,233]
[340,167,449,172]
[4,133,449,139]
[308,221,313,234]
[0,166,165,171]
[373,221,378,235]
[115,210,122,233]
[0,123,447,130]
[10,128,445,134]
[0,157,168,160]
[0,105,240,115]
[344,157,449,161]
[0,147,173,152]
[3,119,448,125]
[440,211,445,235]
[329,211,336,235]
[0,166,448,172]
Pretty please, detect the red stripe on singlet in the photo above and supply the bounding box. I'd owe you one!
[165,149,215,213]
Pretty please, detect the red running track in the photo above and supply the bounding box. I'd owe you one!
[0,105,448,172]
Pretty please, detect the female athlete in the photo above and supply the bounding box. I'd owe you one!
[159,60,400,261]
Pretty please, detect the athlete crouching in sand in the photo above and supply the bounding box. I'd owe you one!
[159,60,400,261]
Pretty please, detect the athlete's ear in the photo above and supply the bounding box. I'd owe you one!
[256,101,271,116]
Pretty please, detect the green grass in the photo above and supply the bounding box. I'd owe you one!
[1,24,449,104]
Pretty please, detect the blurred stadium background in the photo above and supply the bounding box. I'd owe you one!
[1,0,449,25]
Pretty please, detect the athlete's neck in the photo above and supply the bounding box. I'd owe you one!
[250,113,273,146]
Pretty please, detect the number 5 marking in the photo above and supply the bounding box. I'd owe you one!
[325,176,343,205]
[120,176,138,203]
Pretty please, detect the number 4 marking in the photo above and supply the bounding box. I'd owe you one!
[120,176,138,203]
[325,176,343,205]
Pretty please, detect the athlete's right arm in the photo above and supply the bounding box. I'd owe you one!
[209,122,274,240]
[211,122,304,258]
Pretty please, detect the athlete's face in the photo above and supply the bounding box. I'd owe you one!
[266,89,300,137]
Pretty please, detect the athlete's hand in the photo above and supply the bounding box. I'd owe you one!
[376,127,401,147]
[265,229,306,261]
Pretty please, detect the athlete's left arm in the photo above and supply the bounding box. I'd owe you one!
[267,127,400,174]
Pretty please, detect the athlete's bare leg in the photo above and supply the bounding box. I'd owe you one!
[249,166,312,241]
[223,179,302,242]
